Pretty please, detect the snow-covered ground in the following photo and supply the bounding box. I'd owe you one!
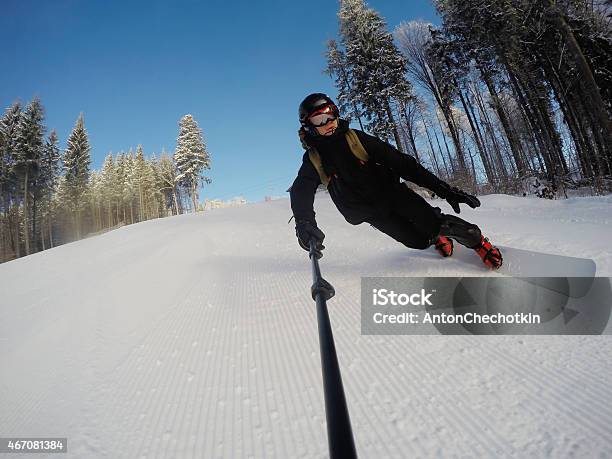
[1,193,611,458]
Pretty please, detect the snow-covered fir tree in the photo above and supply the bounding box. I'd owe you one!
[0,102,23,259]
[337,0,414,148]
[146,153,162,219]
[135,145,147,221]
[174,114,211,212]
[325,39,364,130]
[0,102,22,204]
[62,113,91,239]
[157,151,181,215]
[14,97,46,255]
[124,150,138,223]
[38,130,61,250]
[100,153,117,227]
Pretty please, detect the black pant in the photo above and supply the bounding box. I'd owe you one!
[367,185,481,250]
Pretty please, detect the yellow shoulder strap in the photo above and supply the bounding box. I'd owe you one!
[345,129,369,162]
[307,129,368,188]
[308,148,330,187]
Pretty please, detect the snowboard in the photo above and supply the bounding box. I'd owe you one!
[497,245,595,277]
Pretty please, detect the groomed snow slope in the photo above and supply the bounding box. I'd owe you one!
[1,193,611,458]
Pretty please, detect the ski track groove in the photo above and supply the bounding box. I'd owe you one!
[325,284,403,458]
[315,277,424,457]
[200,272,231,459]
[121,304,181,458]
[269,269,322,457]
[441,336,612,454]
[199,277,228,458]
[282,271,331,457]
[492,343,612,454]
[170,286,203,458]
[108,278,203,458]
[380,336,515,458]
[260,271,307,457]
[183,288,214,458]
[124,298,186,458]
[267,270,323,457]
[328,280,517,458]
[250,271,298,457]
[474,338,612,443]
[191,282,220,458]
[169,282,211,457]
[103,289,188,426]
[155,284,198,459]
[247,296,273,459]
[501,339,612,413]
[0,298,71,437]
[340,306,509,457]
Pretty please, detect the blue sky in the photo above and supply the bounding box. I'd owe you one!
[1,0,439,202]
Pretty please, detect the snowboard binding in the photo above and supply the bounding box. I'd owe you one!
[473,236,503,269]
[434,236,454,257]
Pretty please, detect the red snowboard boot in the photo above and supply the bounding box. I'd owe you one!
[434,236,454,257]
[473,235,503,269]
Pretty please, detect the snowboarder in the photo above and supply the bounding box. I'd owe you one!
[290,93,503,269]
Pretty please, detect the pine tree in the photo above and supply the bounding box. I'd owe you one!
[123,151,138,223]
[325,39,364,129]
[38,130,61,249]
[135,145,147,221]
[63,113,91,239]
[174,114,211,212]
[100,153,116,228]
[337,0,413,148]
[14,97,45,255]
[0,102,22,260]
[145,155,160,219]
[115,152,129,226]
[157,151,180,215]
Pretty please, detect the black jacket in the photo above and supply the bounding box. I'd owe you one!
[290,119,445,225]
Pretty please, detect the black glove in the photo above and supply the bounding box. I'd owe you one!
[437,184,481,214]
[295,219,325,253]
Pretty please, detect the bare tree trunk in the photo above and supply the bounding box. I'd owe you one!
[546,3,611,163]
[191,184,197,213]
[32,194,38,253]
[424,112,449,177]
[384,98,404,153]
[479,68,527,176]
[457,85,495,184]
[23,170,30,255]
[48,215,53,248]
[41,213,46,251]
[473,86,508,180]
[172,189,179,215]
[434,109,455,174]
[12,206,21,258]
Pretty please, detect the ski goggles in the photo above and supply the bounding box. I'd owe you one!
[308,104,338,127]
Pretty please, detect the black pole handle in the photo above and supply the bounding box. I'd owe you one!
[309,240,358,459]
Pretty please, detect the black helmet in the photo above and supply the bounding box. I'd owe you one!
[299,93,339,136]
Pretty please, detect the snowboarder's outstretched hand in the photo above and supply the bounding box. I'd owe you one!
[295,219,325,254]
[440,185,481,214]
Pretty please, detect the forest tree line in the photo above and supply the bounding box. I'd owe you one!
[326,0,611,195]
[0,101,210,263]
